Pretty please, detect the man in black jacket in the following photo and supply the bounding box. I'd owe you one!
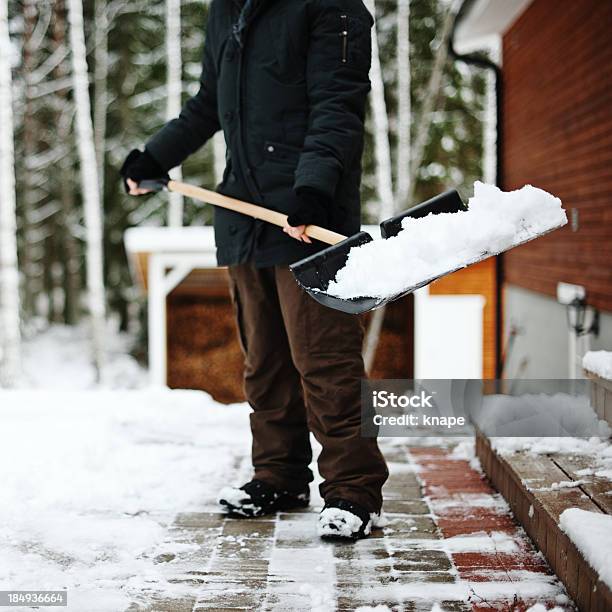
[121,0,388,539]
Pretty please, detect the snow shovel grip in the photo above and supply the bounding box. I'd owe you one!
[139,178,347,246]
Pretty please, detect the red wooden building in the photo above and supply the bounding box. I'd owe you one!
[455,0,612,378]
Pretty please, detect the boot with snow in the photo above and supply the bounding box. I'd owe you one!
[218,479,310,517]
[317,498,382,540]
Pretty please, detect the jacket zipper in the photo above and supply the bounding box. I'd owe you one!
[340,14,348,63]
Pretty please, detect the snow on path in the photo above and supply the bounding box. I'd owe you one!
[0,391,574,611]
[0,390,251,611]
[408,443,572,609]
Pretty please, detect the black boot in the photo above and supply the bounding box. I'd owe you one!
[318,498,381,540]
[218,479,310,517]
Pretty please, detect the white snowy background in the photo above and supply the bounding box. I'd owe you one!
[0,325,254,611]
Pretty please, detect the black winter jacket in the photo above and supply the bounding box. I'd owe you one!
[146,0,373,267]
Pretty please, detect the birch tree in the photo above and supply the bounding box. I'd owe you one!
[406,0,458,206]
[93,0,109,198]
[362,0,395,373]
[94,0,130,201]
[166,0,184,226]
[395,0,411,207]
[0,0,21,387]
[364,0,394,222]
[67,0,106,378]
[20,0,38,318]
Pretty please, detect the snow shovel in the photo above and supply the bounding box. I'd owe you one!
[138,178,467,314]
[137,178,466,314]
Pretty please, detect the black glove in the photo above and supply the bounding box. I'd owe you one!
[287,187,331,228]
[120,148,169,194]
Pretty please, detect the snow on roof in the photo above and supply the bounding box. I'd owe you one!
[583,351,612,380]
[124,226,216,254]
[454,0,533,53]
[559,508,612,589]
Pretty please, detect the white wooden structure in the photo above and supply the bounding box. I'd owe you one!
[125,226,217,386]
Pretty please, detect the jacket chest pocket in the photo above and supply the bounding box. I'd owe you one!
[256,141,301,195]
[267,17,307,84]
[263,141,300,171]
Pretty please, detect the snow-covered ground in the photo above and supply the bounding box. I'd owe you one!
[0,388,252,611]
[1,325,253,609]
[19,323,147,389]
[0,325,585,610]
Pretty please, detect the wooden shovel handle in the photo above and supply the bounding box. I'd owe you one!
[168,180,347,246]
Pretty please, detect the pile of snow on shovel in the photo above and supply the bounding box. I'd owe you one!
[328,181,567,299]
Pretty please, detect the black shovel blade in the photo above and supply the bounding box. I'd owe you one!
[380,189,466,238]
[290,231,384,314]
[290,189,468,315]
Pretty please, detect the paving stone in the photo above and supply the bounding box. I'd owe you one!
[221,518,276,537]
[192,581,267,609]
[125,597,197,612]
[383,499,430,514]
[370,515,438,541]
[207,558,271,581]
[174,511,226,529]
[337,595,400,610]
[383,485,424,501]
[389,548,453,572]
[216,535,273,560]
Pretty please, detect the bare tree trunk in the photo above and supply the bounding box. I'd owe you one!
[58,110,81,324]
[166,0,184,226]
[93,0,109,199]
[53,0,80,325]
[362,0,395,373]
[67,0,106,379]
[20,0,38,319]
[364,0,394,222]
[407,1,457,205]
[395,0,411,208]
[0,0,22,387]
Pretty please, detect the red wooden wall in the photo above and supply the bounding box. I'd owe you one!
[502,0,612,311]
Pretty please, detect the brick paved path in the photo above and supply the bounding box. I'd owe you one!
[128,441,573,611]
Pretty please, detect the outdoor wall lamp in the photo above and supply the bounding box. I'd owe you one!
[565,297,600,337]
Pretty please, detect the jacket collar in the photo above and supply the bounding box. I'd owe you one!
[231,0,276,47]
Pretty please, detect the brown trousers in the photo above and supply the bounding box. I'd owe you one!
[228,263,388,512]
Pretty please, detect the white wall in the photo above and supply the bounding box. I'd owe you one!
[503,284,612,378]
[414,287,484,378]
